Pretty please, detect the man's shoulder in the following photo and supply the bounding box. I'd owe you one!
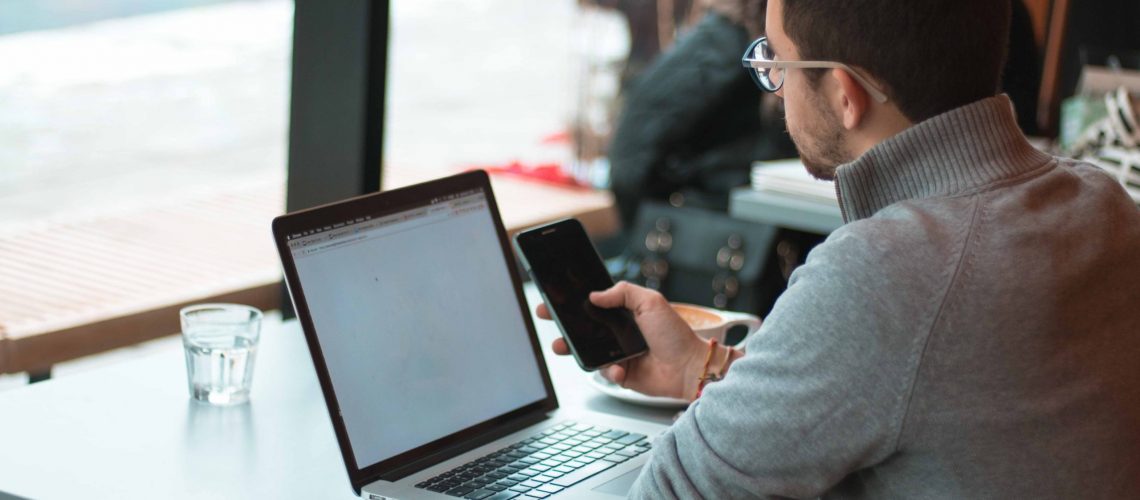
[816,198,977,266]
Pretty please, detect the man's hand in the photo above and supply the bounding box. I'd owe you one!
[536,281,709,400]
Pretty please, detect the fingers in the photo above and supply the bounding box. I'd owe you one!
[602,363,627,387]
[535,303,551,320]
[550,337,569,355]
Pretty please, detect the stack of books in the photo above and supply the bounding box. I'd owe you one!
[749,159,837,202]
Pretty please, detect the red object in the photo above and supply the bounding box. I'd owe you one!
[539,130,572,145]
[468,160,589,189]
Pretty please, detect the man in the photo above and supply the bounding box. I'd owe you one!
[538,0,1140,497]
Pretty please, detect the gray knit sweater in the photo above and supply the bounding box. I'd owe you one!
[631,95,1140,498]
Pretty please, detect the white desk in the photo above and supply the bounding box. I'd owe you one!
[0,287,676,500]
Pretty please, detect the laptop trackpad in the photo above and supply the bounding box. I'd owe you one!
[591,467,643,496]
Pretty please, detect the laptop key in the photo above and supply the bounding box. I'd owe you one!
[486,484,508,492]
[427,484,451,493]
[509,485,532,493]
[600,430,628,440]
[520,480,543,488]
[537,484,564,494]
[615,433,647,446]
[486,492,520,500]
[446,486,475,497]
[602,454,629,464]
[523,492,549,499]
[465,489,496,500]
[507,474,529,482]
[550,461,616,488]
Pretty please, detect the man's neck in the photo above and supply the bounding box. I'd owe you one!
[848,104,914,159]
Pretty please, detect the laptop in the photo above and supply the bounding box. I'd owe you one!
[272,170,669,499]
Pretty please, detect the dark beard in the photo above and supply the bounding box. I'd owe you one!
[789,92,850,181]
[794,127,846,181]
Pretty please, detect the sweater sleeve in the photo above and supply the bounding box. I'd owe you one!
[629,221,955,498]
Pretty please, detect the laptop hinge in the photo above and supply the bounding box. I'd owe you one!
[380,410,550,482]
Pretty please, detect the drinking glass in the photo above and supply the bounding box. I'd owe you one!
[180,304,262,405]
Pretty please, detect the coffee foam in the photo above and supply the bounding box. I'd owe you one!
[673,304,721,329]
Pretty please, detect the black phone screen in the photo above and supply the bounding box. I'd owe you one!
[515,219,648,370]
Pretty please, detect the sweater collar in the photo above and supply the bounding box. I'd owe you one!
[833,95,1053,222]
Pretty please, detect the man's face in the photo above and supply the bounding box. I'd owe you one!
[765,0,852,180]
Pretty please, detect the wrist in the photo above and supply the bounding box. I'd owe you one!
[682,338,711,402]
[684,341,741,402]
[720,346,744,374]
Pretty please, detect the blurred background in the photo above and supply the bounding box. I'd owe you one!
[2,0,1138,389]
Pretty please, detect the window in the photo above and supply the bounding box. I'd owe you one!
[0,0,292,379]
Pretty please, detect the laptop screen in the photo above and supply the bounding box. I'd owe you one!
[283,187,548,469]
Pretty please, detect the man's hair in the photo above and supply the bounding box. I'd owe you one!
[782,0,1012,123]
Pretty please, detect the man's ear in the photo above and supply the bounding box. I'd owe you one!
[831,68,869,130]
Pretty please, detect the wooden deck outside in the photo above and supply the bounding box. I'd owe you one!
[0,174,616,375]
[0,180,284,374]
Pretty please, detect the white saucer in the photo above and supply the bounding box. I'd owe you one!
[586,372,689,408]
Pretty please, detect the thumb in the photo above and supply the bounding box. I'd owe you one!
[589,281,633,309]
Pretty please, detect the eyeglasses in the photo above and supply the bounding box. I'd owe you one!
[741,37,889,104]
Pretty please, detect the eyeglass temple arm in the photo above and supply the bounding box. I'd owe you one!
[742,59,889,104]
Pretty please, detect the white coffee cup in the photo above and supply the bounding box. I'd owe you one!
[671,302,762,347]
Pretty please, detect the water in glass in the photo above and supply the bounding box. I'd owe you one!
[184,332,257,405]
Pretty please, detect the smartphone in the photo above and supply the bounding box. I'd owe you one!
[514,218,649,371]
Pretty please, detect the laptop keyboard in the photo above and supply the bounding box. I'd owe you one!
[414,421,652,499]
